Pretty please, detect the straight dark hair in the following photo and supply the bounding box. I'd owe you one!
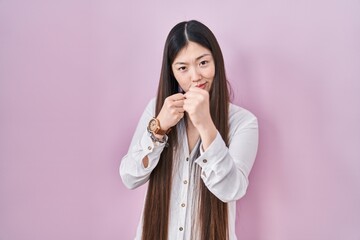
[142,20,230,240]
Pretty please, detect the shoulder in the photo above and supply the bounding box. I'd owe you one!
[228,103,258,130]
[144,97,157,115]
[146,97,157,108]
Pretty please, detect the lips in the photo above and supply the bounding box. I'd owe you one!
[196,82,207,89]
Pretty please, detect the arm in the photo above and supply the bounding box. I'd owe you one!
[119,98,167,189]
[195,109,259,202]
[183,87,259,202]
[120,94,185,189]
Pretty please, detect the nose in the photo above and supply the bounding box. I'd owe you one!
[190,67,202,83]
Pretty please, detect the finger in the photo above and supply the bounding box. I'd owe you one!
[182,101,192,112]
[176,111,184,119]
[169,93,185,100]
[183,98,192,106]
[183,95,198,105]
[189,84,203,91]
[174,108,185,115]
[185,90,208,103]
[177,107,185,113]
[184,89,201,98]
[184,91,194,99]
[188,86,205,95]
[172,99,184,107]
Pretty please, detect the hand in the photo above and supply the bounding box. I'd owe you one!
[183,86,212,129]
[156,93,185,131]
[184,86,217,150]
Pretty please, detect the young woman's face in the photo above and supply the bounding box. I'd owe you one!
[172,41,215,92]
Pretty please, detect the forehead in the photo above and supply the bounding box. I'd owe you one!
[173,41,212,62]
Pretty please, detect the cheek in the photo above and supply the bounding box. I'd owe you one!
[203,66,215,79]
[173,73,187,87]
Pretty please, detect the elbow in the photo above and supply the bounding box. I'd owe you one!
[218,187,247,203]
[229,177,250,202]
[119,166,148,190]
[233,187,248,201]
[119,157,150,189]
[209,175,249,202]
[119,164,138,190]
[120,173,141,190]
[124,182,139,190]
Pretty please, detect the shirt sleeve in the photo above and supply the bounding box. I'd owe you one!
[195,108,259,202]
[119,98,168,190]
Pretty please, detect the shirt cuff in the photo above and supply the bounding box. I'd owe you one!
[195,132,228,176]
[139,130,167,169]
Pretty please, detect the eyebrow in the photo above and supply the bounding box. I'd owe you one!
[173,53,211,65]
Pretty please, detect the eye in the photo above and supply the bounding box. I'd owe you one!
[178,66,187,72]
[199,60,208,66]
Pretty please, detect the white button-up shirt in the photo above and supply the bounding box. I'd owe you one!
[120,98,259,240]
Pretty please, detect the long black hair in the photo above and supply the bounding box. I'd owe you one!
[142,20,230,240]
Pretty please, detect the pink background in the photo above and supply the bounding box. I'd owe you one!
[1,0,359,239]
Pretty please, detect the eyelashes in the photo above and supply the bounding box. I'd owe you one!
[177,60,209,72]
[199,60,208,66]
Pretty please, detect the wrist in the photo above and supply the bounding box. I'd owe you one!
[197,121,217,151]
[147,128,167,143]
[195,117,215,134]
[148,117,171,136]
[198,122,216,138]
[156,116,171,132]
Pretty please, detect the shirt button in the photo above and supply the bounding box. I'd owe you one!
[181,203,185,207]
[179,227,183,231]
[203,159,207,163]
[186,157,189,161]
[148,146,152,150]
[183,180,188,184]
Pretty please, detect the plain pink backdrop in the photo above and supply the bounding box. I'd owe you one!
[1,0,359,239]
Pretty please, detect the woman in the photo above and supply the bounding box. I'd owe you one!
[120,20,259,240]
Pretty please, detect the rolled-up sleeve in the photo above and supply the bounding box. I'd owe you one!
[195,108,259,202]
[120,98,167,189]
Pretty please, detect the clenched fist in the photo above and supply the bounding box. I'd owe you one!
[156,93,185,132]
[183,86,211,129]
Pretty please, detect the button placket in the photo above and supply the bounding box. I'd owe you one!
[177,153,190,239]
